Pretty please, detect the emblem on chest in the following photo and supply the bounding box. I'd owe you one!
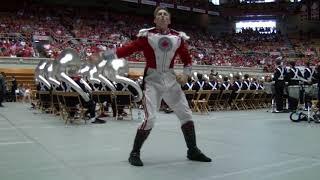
[158,37,173,52]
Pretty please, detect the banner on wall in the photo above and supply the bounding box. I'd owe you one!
[141,0,157,6]
[122,0,138,3]
[193,8,206,13]
[159,2,174,8]
[177,5,191,11]
[208,10,219,16]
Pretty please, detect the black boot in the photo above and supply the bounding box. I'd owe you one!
[181,121,211,162]
[128,129,151,166]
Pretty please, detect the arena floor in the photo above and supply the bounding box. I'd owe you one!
[0,103,320,180]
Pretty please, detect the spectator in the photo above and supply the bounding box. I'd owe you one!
[0,72,6,107]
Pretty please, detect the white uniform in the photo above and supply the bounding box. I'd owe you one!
[115,27,193,130]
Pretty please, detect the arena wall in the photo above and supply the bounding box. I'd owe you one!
[0,57,266,81]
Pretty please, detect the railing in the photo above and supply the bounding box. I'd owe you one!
[0,57,266,76]
[0,33,27,42]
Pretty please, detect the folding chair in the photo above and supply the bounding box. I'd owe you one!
[54,91,65,121]
[258,91,267,108]
[51,91,60,115]
[218,90,233,110]
[30,90,37,105]
[208,90,221,111]
[231,90,247,110]
[252,90,264,109]
[184,90,196,109]
[38,91,52,113]
[113,91,133,120]
[192,90,212,114]
[61,92,88,124]
[243,90,255,109]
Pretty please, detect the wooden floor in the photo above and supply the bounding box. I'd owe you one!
[0,102,320,180]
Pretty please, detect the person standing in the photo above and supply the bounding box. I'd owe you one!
[313,64,320,110]
[99,7,211,166]
[272,59,286,112]
[286,61,303,111]
[11,76,17,102]
[0,72,6,107]
[303,62,314,110]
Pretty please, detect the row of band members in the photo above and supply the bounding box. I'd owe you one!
[36,72,266,119]
[36,60,320,120]
[37,73,265,94]
[36,77,138,124]
[181,74,264,92]
[273,60,320,112]
[35,72,264,122]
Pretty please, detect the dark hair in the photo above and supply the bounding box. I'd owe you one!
[234,75,240,80]
[244,74,249,79]
[305,61,310,67]
[276,59,282,65]
[197,73,203,80]
[223,76,228,81]
[188,76,192,82]
[154,6,170,17]
[289,61,296,67]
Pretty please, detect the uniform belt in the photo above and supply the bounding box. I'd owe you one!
[147,68,174,74]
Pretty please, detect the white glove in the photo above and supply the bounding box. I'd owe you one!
[101,50,117,60]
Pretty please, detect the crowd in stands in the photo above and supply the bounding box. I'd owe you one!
[0,6,319,72]
[0,39,35,57]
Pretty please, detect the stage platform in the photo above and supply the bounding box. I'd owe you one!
[0,102,320,180]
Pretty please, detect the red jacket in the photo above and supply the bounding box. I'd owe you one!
[116,27,192,73]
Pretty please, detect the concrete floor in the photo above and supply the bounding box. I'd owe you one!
[1,102,320,180]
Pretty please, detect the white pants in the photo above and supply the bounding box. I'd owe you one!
[139,69,192,130]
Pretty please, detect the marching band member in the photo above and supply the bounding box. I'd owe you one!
[272,59,286,112]
[287,61,303,111]
[100,7,211,166]
[241,74,251,90]
[303,62,315,110]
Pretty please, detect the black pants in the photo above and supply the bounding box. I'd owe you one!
[11,90,16,102]
[288,97,298,110]
[0,94,3,105]
[275,81,285,111]
[84,100,96,118]
[288,81,300,111]
[317,88,320,110]
[67,97,96,118]
[94,94,117,117]
[115,95,130,115]
[287,84,299,111]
